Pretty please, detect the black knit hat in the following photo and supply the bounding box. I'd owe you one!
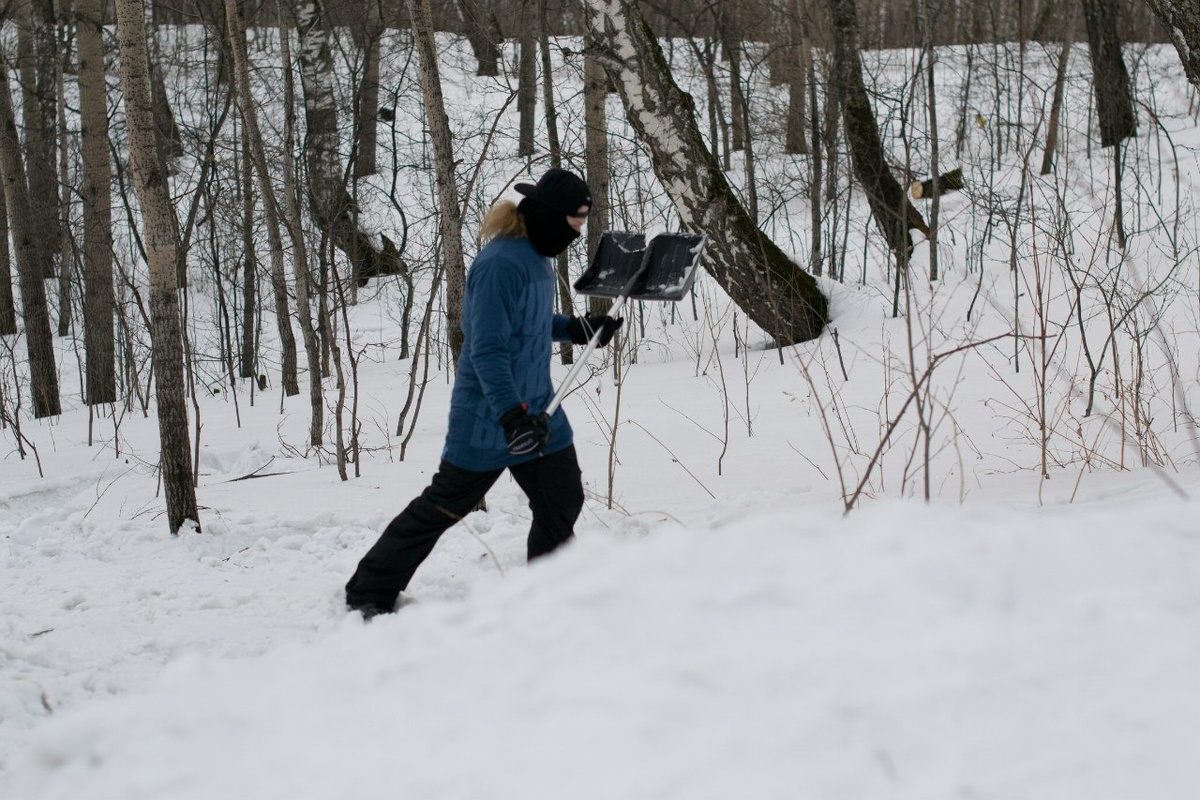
[514,168,592,216]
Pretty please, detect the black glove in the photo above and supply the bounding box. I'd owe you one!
[567,314,624,347]
[499,404,551,456]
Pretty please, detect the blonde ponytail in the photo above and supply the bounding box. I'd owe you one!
[478,200,527,246]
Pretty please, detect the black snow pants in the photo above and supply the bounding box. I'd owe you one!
[345,445,584,610]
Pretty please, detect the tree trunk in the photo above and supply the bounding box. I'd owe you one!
[784,0,810,155]
[225,0,300,398]
[826,0,928,258]
[78,0,117,405]
[0,51,60,417]
[239,129,257,380]
[276,0,325,443]
[145,3,183,163]
[1142,0,1200,87]
[0,181,13,335]
[295,0,402,287]
[406,0,467,363]
[353,0,383,178]
[582,0,827,344]
[536,0,575,363]
[1041,10,1074,175]
[720,11,746,153]
[460,0,501,76]
[583,48,613,317]
[16,0,59,280]
[114,0,199,533]
[517,0,537,159]
[1080,0,1136,147]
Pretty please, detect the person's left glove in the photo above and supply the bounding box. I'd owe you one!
[499,404,551,456]
[567,314,624,347]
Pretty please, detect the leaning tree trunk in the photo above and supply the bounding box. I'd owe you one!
[114,0,199,533]
[826,0,928,259]
[78,0,117,405]
[406,0,467,363]
[581,0,827,345]
[1080,0,1136,147]
[1142,0,1200,87]
[0,50,60,417]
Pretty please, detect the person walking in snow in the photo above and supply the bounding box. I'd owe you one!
[345,168,622,618]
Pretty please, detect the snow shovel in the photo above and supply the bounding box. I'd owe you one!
[544,231,707,417]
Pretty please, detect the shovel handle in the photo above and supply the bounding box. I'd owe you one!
[543,293,631,418]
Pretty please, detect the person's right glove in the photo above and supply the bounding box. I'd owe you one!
[566,314,623,347]
[499,404,551,456]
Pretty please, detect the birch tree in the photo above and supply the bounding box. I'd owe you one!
[114,0,199,533]
[1141,0,1200,87]
[295,0,402,285]
[582,0,827,344]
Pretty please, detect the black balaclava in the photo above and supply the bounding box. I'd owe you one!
[514,169,592,258]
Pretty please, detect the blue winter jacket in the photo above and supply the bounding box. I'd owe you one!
[441,236,575,471]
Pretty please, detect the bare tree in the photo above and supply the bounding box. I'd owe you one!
[15,0,59,281]
[0,48,59,418]
[406,0,468,362]
[114,0,199,533]
[295,0,402,286]
[582,0,827,344]
[225,0,301,398]
[826,0,928,258]
[78,0,116,405]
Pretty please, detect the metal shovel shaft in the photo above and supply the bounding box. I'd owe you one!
[543,292,632,418]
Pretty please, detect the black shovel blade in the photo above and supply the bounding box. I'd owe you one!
[574,231,705,302]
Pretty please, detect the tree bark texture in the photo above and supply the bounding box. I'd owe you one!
[0,54,59,417]
[0,175,14,335]
[78,0,117,405]
[1142,0,1200,88]
[406,0,467,362]
[582,0,827,344]
[826,0,928,258]
[583,49,613,316]
[16,0,60,280]
[517,0,537,158]
[1080,0,1136,146]
[115,0,199,533]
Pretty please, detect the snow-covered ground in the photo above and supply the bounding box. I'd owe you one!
[4,32,1200,800]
